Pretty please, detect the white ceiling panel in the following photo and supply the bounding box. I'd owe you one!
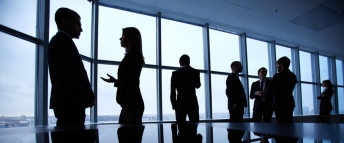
[224,0,262,8]
[296,32,328,45]
[208,2,248,24]
[154,0,192,13]
[266,22,300,37]
[270,0,319,21]
[312,0,328,4]
[183,0,224,19]
[129,0,157,6]
[232,10,284,33]
[288,27,316,41]
[251,0,296,17]
[320,21,344,39]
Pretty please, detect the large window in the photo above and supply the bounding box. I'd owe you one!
[247,38,270,76]
[319,56,329,82]
[162,70,205,120]
[98,7,156,64]
[276,45,293,71]
[301,84,315,115]
[211,74,229,119]
[209,29,240,72]
[336,59,343,86]
[161,19,204,69]
[0,32,36,128]
[299,51,314,82]
[49,0,92,57]
[0,0,36,36]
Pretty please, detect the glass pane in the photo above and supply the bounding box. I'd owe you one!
[163,124,206,143]
[248,78,259,117]
[299,51,314,82]
[0,33,35,128]
[98,7,156,64]
[209,29,240,72]
[336,59,343,86]
[162,69,205,121]
[48,60,91,125]
[319,56,329,82]
[0,0,36,36]
[97,64,120,123]
[276,45,293,72]
[49,0,92,56]
[301,84,315,115]
[161,19,204,69]
[338,87,344,114]
[247,38,270,77]
[211,74,229,119]
[140,68,157,121]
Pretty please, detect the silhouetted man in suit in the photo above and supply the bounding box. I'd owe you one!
[171,124,203,143]
[171,54,201,123]
[226,61,247,122]
[266,56,297,123]
[48,8,95,126]
[249,67,272,142]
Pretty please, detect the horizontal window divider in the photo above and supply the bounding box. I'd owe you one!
[80,54,93,63]
[161,66,207,72]
[98,60,121,65]
[161,16,204,27]
[209,26,238,35]
[299,81,318,84]
[0,24,41,45]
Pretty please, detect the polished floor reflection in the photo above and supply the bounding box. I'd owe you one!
[0,122,342,143]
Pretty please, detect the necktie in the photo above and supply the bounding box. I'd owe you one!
[260,80,264,91]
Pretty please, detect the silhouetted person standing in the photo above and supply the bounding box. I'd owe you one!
[249,67,272,141]
[226,61,247,122]
[266,56,296,123]
[171,124,203,143]
[250,67,273,122]
[101,27,145,124]
[317,80,334,123]
[170,55,201,123]
[48,8,95,127]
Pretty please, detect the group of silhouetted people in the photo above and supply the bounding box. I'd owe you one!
[48,7,334,143]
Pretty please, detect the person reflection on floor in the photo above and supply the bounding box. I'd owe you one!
[50,129,98,143]
[227,129,245,143]
[117,125,145,143]
[171,124,202,143]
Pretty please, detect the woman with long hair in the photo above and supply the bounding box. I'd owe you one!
[101,27,145,124]
[317,80,334,123]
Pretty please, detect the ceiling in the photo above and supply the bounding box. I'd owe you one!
[100,0,344,59]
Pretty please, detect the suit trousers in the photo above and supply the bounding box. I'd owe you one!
[229,106,244,122]
[119,106,144,124]
[252,103,273,123]
[274,107,294,123]
[53,107,86,127]
[175,108,199,123]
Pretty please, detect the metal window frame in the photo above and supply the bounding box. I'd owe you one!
[312,52,321,114]
[239,33,249,118]
[329,56,338,114]
[269,41,277,77]
[90,0,99,123]
[35,0,50,127]
[292,46,302,115]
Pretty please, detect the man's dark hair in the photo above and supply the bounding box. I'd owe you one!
[257,67,267,74]
[231,61,241,69]
[276,56,291,68]
[55,8,80,29]
[179,54,190,65]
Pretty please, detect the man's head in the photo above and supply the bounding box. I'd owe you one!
[55,8,82,39]
[179,54,190,67]
[231,61,243,74]
[257,67,267,79]
[276,56,291,72]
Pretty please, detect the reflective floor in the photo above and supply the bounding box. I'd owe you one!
[0,122,342,143]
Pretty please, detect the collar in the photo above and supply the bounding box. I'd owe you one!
[259,78,266,82]
[181,65,188,68]
[232,72,238,76]
[58,30,72,39]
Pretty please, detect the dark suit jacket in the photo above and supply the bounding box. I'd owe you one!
[170,66,201,110]
[266,69,297,109]
[249,79,271,111]
[317,88,334,110]
[226,73,247,110]
[48,32,95,109]
[115,50,144,110]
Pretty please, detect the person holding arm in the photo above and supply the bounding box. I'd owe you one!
[317,80,334,123]
[101,27,145,124]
